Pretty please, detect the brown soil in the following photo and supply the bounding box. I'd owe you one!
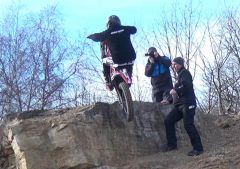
[121,114,240,169]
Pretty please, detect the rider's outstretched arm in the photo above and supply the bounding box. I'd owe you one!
[125,26,137,34]
[87,30,108,42]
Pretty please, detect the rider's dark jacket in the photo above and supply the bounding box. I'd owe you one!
[174,67,196,106]
[87,25,137,64]
[145,55,173,93]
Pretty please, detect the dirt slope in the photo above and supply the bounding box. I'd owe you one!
[120,114,240,169]
[1,103,240,169]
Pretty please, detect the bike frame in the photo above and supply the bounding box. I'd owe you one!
[101,43,134,122]
[102,57,133,87]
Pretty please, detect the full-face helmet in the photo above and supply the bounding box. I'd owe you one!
[107,15,121,28]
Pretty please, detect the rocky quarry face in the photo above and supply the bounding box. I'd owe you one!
[0,101,240,169]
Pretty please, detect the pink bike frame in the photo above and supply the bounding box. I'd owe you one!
[102,57,133,85]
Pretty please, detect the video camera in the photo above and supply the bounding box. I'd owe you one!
[145,51,155,57]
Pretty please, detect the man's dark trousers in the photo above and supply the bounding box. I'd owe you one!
[164,104,203,151]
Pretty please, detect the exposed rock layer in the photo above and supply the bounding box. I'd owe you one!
[1,101,239,169]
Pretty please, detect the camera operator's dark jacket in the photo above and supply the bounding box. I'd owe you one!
[87,25,137,64]
[145,56,173,93]
[174,67,196,106]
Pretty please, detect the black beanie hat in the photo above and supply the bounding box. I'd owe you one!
[173,57,184,66]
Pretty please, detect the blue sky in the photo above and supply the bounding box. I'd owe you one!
[57,0,240,34]
[0,0,240,100]
[1,0,240,36]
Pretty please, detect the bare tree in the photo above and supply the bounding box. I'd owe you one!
[221,8,240,114]
[152,0,204,76]
[199,8,240,115]
[0,4,89,117]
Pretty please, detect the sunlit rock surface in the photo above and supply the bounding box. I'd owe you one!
[1,102,175,169]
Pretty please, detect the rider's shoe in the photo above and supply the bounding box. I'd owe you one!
[187,149,203,156]
[106,82,113,91]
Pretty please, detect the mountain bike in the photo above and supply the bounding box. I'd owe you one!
[102,57,134,122]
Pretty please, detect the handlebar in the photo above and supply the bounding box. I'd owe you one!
[102,57,134,67]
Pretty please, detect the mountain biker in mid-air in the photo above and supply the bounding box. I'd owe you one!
[87,15,137,90]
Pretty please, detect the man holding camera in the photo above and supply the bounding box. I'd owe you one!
[145,47,173,103]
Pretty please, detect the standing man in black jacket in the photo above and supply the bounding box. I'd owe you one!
[145,47,173,103]
[161,57,204,156]
[87,15,137,90]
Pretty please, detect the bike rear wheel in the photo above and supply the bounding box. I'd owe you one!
[116,82,134,122]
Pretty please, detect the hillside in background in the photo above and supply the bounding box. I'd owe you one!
[0,102,240,169]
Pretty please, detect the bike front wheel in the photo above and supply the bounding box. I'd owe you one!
[116,82,134,122]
